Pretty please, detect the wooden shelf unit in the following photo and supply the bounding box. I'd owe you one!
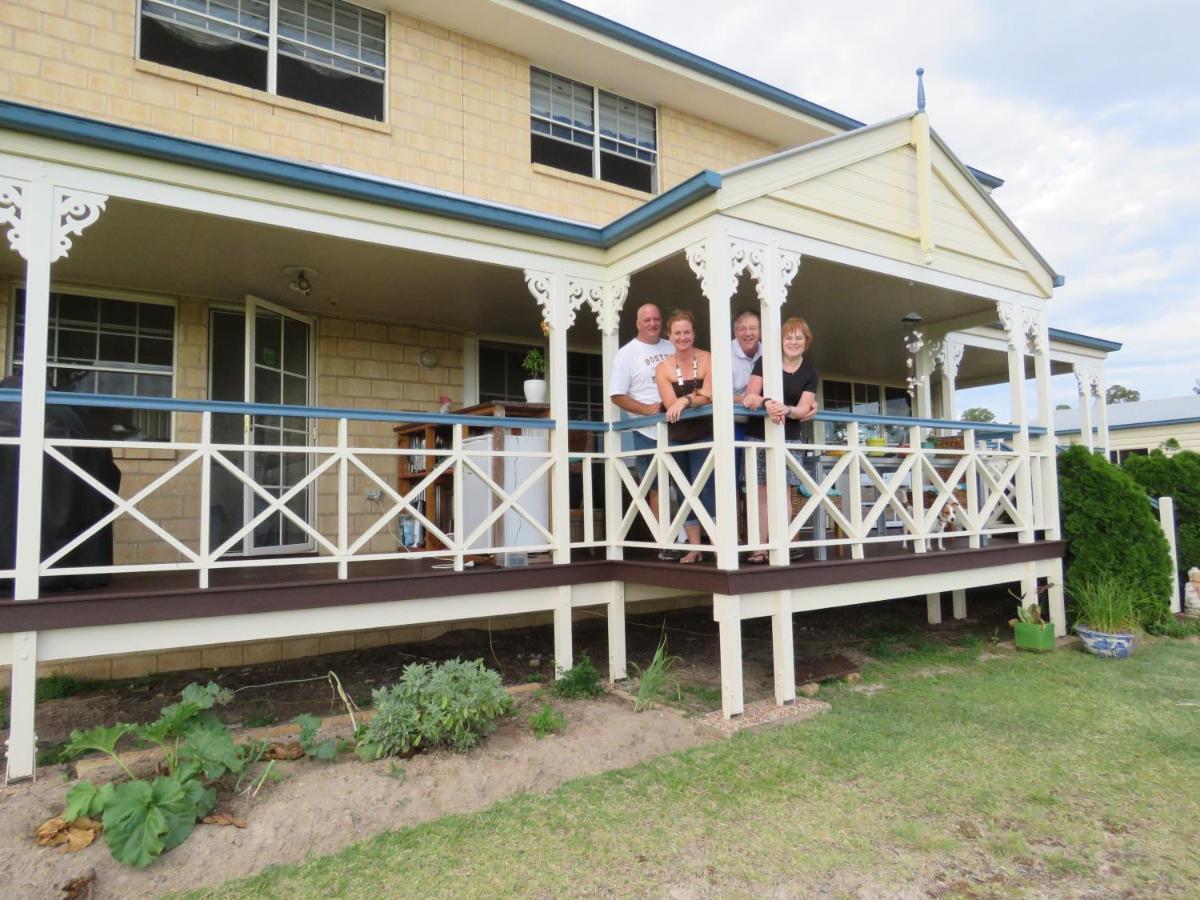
[394,402,549,550]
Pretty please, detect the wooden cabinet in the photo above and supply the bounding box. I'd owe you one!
[394,402,549,551]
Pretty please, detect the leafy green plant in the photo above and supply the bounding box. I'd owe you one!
[631,638,682,712]
[356,659,512,761]
[1067,575,1152,634]
[552,653,604,699]
[1057,445,1173,611]
[1012,603,1046,625]
[521,348,546,377]
[529,702,566,739]
[1123,449,1200,588]
[56,682,246,867]
[292,713,340,761]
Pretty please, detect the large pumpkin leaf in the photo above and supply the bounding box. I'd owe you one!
[64,780,114,822]
[102,781,166,868]
[102,776,203,867]
[179,722,243,779]
[60,723,135,762]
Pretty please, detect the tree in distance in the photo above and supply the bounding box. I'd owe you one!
[960,407,996,423]
[1106,384,1140,404]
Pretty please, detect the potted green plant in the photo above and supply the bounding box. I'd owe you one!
[521,348,547,403]
[1067,576,1142,659]
[1009,599,1056,652]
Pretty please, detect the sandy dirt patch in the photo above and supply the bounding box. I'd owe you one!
[0,693,719,899]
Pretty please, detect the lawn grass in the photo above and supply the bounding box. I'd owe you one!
[184,638,1200,898]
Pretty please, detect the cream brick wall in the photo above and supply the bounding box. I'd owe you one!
[0,2,783,226]
[0,289,465,566]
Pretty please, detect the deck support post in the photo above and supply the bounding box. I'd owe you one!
[1020,562,1039,619]
[1031,315,1061,540]
[606,581,626,681]
[553,585,572,676]
[951,589,967,620]
[771,590,795,706]
[1046,558,1068,636]
[4,631,38,783]
[926,593,942,624]
[713,593,744,718]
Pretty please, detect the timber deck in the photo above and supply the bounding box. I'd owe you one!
[0,540,1063,632]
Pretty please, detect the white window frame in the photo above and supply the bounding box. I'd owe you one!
[6,283,180,441]
[137,0,389,122]
[530,67,659,194]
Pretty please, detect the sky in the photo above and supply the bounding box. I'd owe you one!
[574,0,1200,420]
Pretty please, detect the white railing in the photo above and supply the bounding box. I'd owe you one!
[611,409,1041,561]
[0,391,1049,594]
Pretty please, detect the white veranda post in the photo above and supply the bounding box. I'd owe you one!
[1074,364,1096,452]
[585,277,629,564]
[1031,311,1067,634]
[527,269,576,673]
[998,301,1036,545]
[2,177,108,782]
[1093,369,1110,458]
[686,232,739,570]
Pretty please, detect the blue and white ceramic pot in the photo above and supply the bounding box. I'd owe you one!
[1074,625,1137,659]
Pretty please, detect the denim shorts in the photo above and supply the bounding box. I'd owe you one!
[631,430,656,480]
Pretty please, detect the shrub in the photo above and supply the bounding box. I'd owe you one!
[1123,449,1200,583]
[356,659,512,761]
[529,702,566,739]
[551,652,604,699]
[1057,445,1172,623]
[1067,574,1160,633]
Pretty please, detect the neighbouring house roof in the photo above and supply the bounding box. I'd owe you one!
[1055,395,1200,434]
[509,0,1006,189]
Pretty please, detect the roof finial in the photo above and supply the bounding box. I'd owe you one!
[916,67,926,113]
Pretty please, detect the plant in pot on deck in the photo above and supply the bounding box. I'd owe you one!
[1067,575,1147,659]
[521,348,547,404]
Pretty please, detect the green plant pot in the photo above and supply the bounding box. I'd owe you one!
[1013,621,1056,652]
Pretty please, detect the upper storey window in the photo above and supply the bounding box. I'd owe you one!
[139,0,387,121]
[530,68,658,194]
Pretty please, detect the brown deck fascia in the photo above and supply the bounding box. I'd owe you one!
[0,541,1063,633]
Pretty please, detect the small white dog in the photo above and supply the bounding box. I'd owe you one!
[932,500,962,550]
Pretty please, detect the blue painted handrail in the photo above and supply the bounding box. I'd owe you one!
[0,390,1045,437]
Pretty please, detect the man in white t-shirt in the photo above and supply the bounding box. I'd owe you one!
[609,302,675,556]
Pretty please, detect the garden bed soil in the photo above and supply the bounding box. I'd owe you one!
[0,592,1016,897]
[0,692,719,898]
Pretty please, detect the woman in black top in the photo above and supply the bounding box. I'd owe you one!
[741,317,819,562]
[654,309,715,564]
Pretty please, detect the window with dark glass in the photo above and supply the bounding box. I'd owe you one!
[139,0,386,121]
[530,68,658,194]
[11,290,176,440]
[477,341,603,421]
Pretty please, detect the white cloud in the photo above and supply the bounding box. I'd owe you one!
[575,1,1200,402]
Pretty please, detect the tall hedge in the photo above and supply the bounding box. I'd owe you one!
[1057,444,1172,607]
[1123,449,1200,581]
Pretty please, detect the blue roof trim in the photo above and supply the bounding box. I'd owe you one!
[513,0,1003,190]
[1057,417,1200,436]
[0,100,721,250]
[1047,327,1122,352]
[983,322,1121,353]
